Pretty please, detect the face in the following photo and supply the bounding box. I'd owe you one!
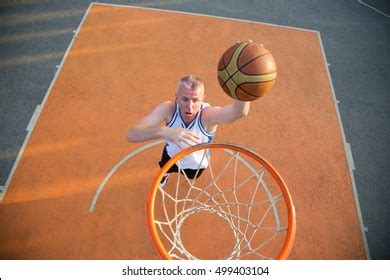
[176,84,204,123]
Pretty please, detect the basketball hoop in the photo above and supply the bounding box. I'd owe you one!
[147,143,296,260]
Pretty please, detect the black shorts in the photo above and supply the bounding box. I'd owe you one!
[159,147,205,179]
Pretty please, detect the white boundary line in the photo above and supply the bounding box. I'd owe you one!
[358,0,390,18]
[317,32,370,259]
[26,104,42,132]
[346,143,356,171]
[0,3,94,203]
[95,2,317,33]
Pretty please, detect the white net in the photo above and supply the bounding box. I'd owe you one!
[150,144,293,260]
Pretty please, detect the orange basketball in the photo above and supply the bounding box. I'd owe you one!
[217,41,277,101]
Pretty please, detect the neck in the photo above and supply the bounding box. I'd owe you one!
[179,110,196,127]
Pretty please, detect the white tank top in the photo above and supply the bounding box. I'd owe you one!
[165,102,215,169]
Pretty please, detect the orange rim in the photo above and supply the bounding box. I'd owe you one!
[147,142,296,260]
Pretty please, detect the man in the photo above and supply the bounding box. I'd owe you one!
[126,75,250,187]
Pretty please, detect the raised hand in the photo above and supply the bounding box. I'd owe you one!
[162,127,201,149]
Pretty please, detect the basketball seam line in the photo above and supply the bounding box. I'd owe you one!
[230,51,275,99]
[221,42,251,88]
[235,51,272,77]
[237,83,267,98]
[222,46,235,72]
[222,50,273,90]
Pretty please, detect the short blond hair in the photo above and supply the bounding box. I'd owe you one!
[177,75,204,93]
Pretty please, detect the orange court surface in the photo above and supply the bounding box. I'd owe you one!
[0,3,366,259]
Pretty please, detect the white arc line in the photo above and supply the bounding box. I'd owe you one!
[89,140,164,213]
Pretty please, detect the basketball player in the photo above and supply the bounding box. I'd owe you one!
[126,75,250,187]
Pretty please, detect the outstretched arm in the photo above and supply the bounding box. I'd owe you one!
[126,102,169,142]
[126,101,200,147]
[202,100,250,128]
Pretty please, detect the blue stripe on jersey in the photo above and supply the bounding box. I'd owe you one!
[188,116,198,130]
[167,103,178,127]
[188,103,207,130]
[178,110,199,129]
[198,109,215,138]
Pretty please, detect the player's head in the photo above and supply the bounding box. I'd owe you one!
[175,75,205,123]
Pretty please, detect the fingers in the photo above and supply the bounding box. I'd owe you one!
[165,128,201,148]
[176,140,187,150]
[177,133,200,148]
[236,39,253,44]
[236,40,265,48]
[175,139,193,149]
[174,130,200,148]
[182,131,200,144]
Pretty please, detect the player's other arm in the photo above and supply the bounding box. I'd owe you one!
[203,100,250,126]
[126,101,200,146]
[126,101,172,142]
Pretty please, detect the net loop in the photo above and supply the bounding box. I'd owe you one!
[147,143,296,260]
